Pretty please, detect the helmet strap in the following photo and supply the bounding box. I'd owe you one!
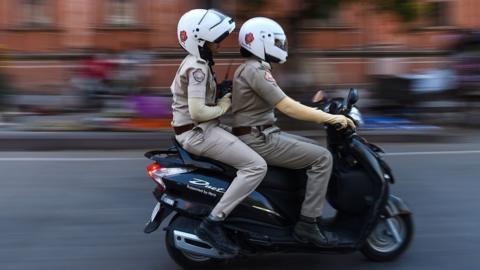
[199,45,215,66]
[240,47,254,58]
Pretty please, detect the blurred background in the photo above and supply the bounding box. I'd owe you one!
[2,1,480,270]
[0,0,478,134]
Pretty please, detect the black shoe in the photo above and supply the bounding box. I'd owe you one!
[293,215,338,247]
[195,218,239,255]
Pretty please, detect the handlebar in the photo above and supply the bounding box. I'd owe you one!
[328,123,356,137]
[333,123,343,130]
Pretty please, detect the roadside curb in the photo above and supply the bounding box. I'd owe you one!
[0,129,455,151]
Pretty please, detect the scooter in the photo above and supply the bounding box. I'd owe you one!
[143,88,413,269]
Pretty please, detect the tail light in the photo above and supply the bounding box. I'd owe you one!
[146,163,193,192]
[147,163,166,191]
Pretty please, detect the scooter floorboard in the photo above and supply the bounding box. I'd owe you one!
[226,218,359,251]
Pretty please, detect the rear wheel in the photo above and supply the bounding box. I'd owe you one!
[361,214,413,262]
[165,216,225,269]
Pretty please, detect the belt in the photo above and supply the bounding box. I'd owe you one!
[173,124,195,135]
[232,125,273,136]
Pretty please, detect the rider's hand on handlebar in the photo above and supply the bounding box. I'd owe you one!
[327,115,356,130]
[346,118,356,130]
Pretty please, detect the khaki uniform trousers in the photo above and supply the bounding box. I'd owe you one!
[238,127,333,218]
[176,121,267,219]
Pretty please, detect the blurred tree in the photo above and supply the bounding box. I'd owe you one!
[423,1,450,27]
[302,0,342,21]
[371,0,419,22]
[226,0,424,92]
[233,0,266,20]
[231,0,421,52]
[304,0,419,22]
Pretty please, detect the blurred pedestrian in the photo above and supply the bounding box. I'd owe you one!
[78,52,115,110]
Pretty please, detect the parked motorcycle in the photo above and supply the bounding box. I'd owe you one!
[143,88,413,269]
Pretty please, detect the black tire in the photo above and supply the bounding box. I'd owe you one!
[165,217,225,270]
[361,214,414,262]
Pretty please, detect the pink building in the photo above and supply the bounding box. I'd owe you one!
[0,0,478,92]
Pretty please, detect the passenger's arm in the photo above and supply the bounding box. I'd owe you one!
[276,96,355,129]
[246,66,355,129]
[188,94,231,122]
[186,65,231,122]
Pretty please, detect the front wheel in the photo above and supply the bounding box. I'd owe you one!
[361,214,414,262]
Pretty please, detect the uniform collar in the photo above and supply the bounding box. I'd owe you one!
[247,57,272,70]
[192,54,208,65]
[259,60,272,70]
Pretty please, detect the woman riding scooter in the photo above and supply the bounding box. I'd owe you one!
[231,17,356,246]
[171,9,267,255]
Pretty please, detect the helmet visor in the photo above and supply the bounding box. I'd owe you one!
[214,31,230,43]
[200,9,235,43]
[275,38,288,52]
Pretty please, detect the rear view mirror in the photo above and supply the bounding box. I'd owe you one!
[347,88,359,109]
[312,90,325,104]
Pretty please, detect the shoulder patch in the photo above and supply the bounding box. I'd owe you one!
[192,68,206,83]
[180,30,188,43]
[264,71,276,83]
[245,33,254,45]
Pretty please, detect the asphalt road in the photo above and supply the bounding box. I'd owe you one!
[1,141,480,270]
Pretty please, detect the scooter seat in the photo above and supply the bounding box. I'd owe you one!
[174,138,307,191]
[174,138,238,177]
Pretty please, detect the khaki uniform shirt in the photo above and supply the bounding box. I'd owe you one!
[170,55,217,127]
[232,59,286,127]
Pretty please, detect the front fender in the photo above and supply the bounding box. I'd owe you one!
[350,137,385,183]
[385,195,411,217]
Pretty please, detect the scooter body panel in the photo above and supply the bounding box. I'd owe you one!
[152,134,392,252]
[162,170,289,226]
[143,89,413,262]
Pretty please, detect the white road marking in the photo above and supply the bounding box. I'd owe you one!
[385,150,480,156]
[0,157,145,161]
[0,150,480,161]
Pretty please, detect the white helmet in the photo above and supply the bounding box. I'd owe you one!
[239,17,288,64]
[177,9,235,58]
